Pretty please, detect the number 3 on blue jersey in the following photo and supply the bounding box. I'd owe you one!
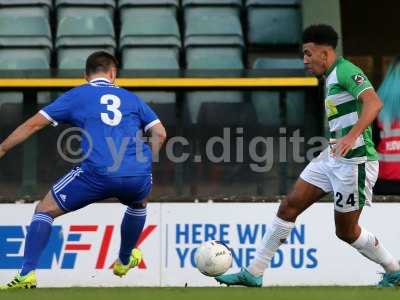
[100,94,122,126]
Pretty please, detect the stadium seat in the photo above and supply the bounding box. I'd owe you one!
[183,6,244,69]
[122,48,179,69]
[250,53,306,194]
[251,91,304,127]
[55,0,115,8]
[185,95,263,196]
[0,7,52,48]
[184,7,243,45]
[0,0,52,8]
[0,0,52,22]
[252,57,304,70]
[55,0,115,45]
[118,0,178,8]
[184,6,244,107]
[185,92,244,124]
[287,91,305,127]
[249,90,306,195]
[0,44,50,116]
[56,7,115,48]
[119,7,180,48]
[0,98,23,127]
[182,0,242,6]
[0,6,52,73]
[58,48,115,69]
[246,0,302,46]
[135,91,176,105]
[134,91,177,136]
[0,49,50,69]
[186,47,243,69]
[0,47,50,118]
[251,92,279,127]
[119,7,180,70]
[183,92,244,193]
[251,58,305,127]
[0,47,50,128]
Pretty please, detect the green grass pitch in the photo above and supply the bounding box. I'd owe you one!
[1,287,399,300]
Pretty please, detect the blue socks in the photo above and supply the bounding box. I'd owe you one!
[20,207,146,274]
[20,212,54,276]
[118,207,147,265]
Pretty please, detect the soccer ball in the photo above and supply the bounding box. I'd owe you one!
[195,240,233,277]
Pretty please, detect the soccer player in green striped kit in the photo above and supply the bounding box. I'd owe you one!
[217,24,400,288]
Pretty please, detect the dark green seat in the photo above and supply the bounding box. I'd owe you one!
[122,48,179,69]
[253,57,304,70]
[0,49,50,69]
[56,7,115,48]
[251,57,305,127]
[0,0,52,8]
[119,7,180,70]
[182,0,242,6]
[55,0,115,8]
[118,0,178,8]
[246,0,302,46]
[120,7,180,48]
[58,48,115,69]
[186,47,243,69]
[184,92,244,125]
[0,7,52,48]
[184,7,243,45]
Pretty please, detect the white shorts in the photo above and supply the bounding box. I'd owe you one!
[300,149,379,213]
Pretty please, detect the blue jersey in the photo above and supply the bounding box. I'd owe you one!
[40,78,160,177]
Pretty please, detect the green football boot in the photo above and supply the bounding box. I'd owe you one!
[1,272,37,290]
[113,248,142,277]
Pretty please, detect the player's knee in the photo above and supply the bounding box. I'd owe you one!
[35,201,58,218]
[277,197,301,221]
[34,195,65,218]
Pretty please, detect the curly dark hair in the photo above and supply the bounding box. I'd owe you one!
[302,24,338,49]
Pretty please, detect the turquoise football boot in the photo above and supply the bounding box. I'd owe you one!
[215,268,263,287]
[378,271,400,288]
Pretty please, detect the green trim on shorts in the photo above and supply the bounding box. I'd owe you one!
[358,163,366,207]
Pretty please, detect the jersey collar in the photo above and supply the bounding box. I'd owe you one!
[89,77,111,83]
[325,56,342,76]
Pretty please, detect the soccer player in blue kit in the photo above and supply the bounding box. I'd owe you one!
[0,51,167,289]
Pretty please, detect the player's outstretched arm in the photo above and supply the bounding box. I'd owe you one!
[0,113,51,159]
[148,123,167,158]
[332,89,383,157]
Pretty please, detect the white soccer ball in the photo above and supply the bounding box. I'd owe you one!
[195,240,233,277]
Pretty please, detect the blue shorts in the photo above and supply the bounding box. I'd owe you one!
[51,166,152,212]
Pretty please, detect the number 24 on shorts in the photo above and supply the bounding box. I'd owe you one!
[335,192,355,208]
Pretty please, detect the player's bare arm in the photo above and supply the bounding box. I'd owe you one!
[332,89,383,157]
[148,123,167,157]
[0,113,50,159]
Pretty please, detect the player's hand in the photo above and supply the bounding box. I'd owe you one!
[330,134,357,157]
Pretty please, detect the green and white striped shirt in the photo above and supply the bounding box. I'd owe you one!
[325,57,378,163]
